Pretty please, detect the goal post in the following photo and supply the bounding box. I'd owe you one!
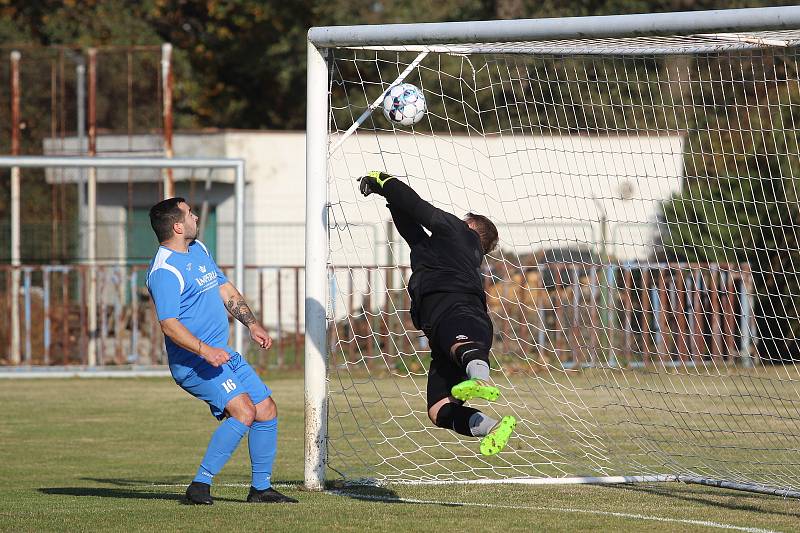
[305,6,800,496]
[305,41,331,491]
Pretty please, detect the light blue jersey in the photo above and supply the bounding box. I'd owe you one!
[145,225,276,490]
[147,239,270,420]
[146,240,232,367]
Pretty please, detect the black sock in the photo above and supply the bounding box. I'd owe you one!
[450,405,481,437]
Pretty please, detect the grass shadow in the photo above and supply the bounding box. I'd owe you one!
[327,483,462,508]
[80,477,191,487]
[39,484,240,504]
[602,483,800,519]
[39,487,184,502]
[81,477,305,490]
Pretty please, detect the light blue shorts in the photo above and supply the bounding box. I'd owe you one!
[171,352,271,420]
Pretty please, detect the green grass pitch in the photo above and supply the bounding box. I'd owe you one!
[0,377,798,532]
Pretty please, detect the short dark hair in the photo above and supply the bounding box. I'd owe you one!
[149,197,186,242]
[465,212,499,255]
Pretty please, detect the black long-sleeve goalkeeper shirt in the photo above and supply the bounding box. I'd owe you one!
[382,179,486,331]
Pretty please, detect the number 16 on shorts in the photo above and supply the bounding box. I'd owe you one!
[222,378,237,394]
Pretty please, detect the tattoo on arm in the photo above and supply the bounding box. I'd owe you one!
[225,296,257,327]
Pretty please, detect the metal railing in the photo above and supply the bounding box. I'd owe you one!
[327,262,757,372]
[485,261,756,369]
[2,261,756,372]
[0,264,305,370]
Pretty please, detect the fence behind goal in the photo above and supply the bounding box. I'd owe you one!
[307,7,800,496]
[0,264,310,370]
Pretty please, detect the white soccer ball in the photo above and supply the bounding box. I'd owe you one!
[382,83,426,126]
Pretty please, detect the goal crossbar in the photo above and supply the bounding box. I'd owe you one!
[307,6,800,47]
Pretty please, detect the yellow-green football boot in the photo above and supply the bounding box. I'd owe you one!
[451,379,500,402]
[479,416,516,456]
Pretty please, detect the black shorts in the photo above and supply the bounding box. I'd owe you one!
[425,301,493,409]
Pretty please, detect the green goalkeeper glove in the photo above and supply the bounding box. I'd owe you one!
[358,171,395,197]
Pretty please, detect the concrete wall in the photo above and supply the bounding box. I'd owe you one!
[44,130,684,331]
[45,130,684,266]
[328,132,684,264]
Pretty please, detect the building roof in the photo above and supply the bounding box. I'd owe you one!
[42,133,238,184]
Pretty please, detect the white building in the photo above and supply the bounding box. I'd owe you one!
[44,130,684,328]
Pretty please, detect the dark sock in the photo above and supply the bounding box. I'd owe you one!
[436,402,481,437]
[451,343,489,375]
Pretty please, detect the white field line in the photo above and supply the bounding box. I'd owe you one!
[388,475,676,485]
[0,370,171,379]
[324,490,781,533]
[150,483,253,487]
[146,482,781,533]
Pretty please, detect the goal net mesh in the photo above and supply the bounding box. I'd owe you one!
[323,30,800,489]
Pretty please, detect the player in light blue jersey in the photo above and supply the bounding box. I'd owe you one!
[146,197,296,505]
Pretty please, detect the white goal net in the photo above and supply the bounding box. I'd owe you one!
[309,13,800,496]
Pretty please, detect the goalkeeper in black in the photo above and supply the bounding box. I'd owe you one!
[359,171,516,456]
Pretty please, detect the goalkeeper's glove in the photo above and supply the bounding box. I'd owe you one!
[358,171,395,197]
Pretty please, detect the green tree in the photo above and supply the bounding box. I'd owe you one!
[659,51,800,361]
[0,0,171,261]
[142,0,317,129]
[1,0,799,263]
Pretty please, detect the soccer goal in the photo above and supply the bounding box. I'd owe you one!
[305,7,800,497]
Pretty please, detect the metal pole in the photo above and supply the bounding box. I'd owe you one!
[234,161,245,356]
[10,50,21,365]
[304,40,329,491]
[308,6,800,47]
[739,265,754,368]
[87,48,98,367]
[76,57,86,261]
[0,156,245,169]
[161,43,174,199]
[591,196,611,347]
[129,270,138,363]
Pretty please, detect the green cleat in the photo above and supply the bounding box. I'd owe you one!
[480,415,516,456]
[451,379,500,402]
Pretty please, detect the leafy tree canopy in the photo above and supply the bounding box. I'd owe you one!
[1,0,794,129]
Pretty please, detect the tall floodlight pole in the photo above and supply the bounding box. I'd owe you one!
[75,56,86,261]
[161,43,174,199]
[9,50,21,365]
[304,40,329,491]
[233,159,246,356]
[87,48,98,367]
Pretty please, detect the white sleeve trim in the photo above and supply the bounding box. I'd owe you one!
[195,240,210,256]
[147,248,185,293]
